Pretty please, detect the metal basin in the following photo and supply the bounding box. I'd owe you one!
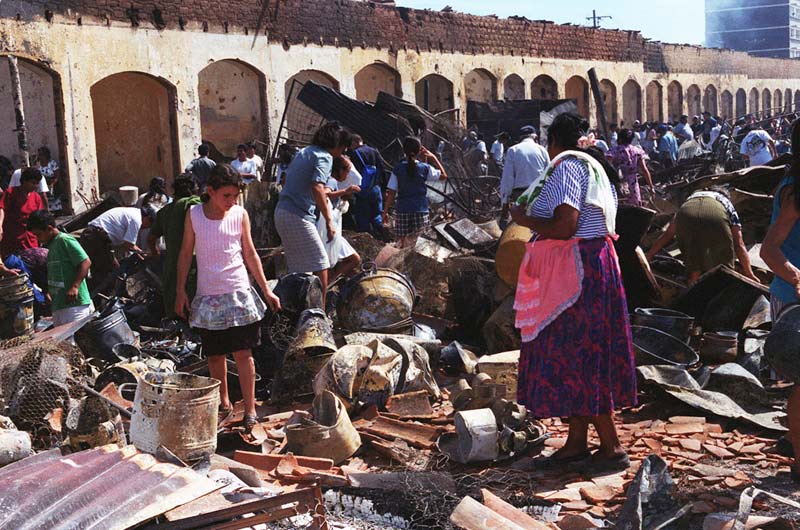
[631,325,700,368]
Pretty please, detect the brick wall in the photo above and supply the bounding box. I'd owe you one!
[5,0,800,78]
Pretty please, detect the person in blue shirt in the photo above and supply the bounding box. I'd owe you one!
[656,125,678,168]
[383,137,447,248]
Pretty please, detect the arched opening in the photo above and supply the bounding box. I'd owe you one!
[90,72,179,194]
[415,74,454,114]
[749,88,760,115]
[703,85,718,115]
[598,79,618,125]
[786,89,793,112]
[531,74,559,100]
[736,89,747,118]
[198,59,267,158]
[503,74,525,101]
[720,90,733,120]
[795,90,800,112]
[645,81,663,122]
[668,81,683,122]
[622,80,642,125]
[686,84,701,117]
[354,62,402,103]
[464,68,497,103]
[762,88,772,115]
[565,76,590,118]
[284,69,340,141]
[774,89,783,115]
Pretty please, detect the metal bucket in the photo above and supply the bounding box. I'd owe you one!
[129,372,220,462]
[337,266,416,333]
[700,331,739,364]
[0,274,34,339]
[632,308,695,343]
[74,307,136,364]
[453,408,499,462]
[631,325,700,368]
[284,391,361,465]
[765,304,800,383]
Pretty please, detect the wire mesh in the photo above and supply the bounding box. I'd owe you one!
[0,340,87,449]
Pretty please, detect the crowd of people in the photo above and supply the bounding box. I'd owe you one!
[4,107,800,474]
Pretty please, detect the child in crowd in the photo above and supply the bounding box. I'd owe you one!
[175,164,281,432]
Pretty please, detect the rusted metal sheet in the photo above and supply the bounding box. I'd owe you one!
[0,444,220,530]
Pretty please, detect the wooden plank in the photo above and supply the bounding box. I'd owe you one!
[233,450,333,472]
[450,496,526,530]
[480,489,553,530]
[359,415,443,450]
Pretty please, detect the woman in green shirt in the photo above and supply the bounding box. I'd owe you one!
[27,209,94,327]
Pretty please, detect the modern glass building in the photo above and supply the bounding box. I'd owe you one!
[706,0,800,58]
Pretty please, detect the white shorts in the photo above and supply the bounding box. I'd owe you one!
[52,303,95,328]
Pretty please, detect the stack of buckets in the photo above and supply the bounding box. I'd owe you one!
[0,274,34,339]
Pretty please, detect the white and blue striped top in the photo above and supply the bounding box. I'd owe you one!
[530,157,616,239]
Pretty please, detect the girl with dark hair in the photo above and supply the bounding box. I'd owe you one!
[138,176,171,210]
[383,136,447,247]
[275,122,352,305]
[175,163,281,432]
[760,117,800,481]
[509,112,637,474]
[605,128,653,207]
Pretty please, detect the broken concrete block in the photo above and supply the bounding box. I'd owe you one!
[477,349,520,400]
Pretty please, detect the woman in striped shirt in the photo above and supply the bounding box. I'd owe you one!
[510,112,637,475]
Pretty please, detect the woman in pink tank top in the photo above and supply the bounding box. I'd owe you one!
[175,164,281,432]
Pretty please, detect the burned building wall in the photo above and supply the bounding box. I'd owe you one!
[3,0,800,211]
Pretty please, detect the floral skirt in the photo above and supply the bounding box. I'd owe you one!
[190,286,266,331]
[517,238,637,418]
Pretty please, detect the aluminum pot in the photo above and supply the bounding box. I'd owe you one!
[337,266,416,333]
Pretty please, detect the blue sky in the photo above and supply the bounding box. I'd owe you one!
[395,1,706,46]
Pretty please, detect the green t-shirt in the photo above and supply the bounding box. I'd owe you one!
[47,232,92,311]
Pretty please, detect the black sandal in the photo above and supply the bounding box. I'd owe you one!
[531,450,592,470]
[217,406,233,426]
[570,452,630,476]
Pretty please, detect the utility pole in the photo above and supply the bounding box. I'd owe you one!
[7,56,30,167]
[586,9,612,29]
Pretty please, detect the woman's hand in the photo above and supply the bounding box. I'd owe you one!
[175,290,190,319]
[265,291,282,313]
[509,204,528,226]
[326,220,336,242]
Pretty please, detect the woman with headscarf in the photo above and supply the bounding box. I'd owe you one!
[509,112,637,474]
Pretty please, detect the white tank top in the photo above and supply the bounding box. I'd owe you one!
[190,204,251,296]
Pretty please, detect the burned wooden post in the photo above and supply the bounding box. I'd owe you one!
[7,55,30,167]
[588,68,609,142]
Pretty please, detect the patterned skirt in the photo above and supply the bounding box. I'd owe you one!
[517,237,637,418]
[394,211,429,238]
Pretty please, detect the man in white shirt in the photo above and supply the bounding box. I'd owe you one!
[246,143,264,181]
[230,144,258,184]
[740,127,777,167]
[490,132,509,176]
[500,125,550,223]
[79,206,155,291]
[674,115,694,143]
[9,167,49,210]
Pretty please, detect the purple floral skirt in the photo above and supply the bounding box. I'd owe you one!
[517,237,637,418]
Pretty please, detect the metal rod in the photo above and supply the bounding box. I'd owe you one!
[7,56,30,167]
[60,375,133,418]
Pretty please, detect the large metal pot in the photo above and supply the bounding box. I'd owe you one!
[632,308,695,343]
[337,266,416,333]
[631,325,700,368]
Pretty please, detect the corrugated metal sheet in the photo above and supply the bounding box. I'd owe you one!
[0,444,220,530]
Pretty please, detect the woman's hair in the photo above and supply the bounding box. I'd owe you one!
[331,156,351,180]
[584,146,621,185]
[312,122,352,151]
[547,112,589,150]
[201,163,241,203]
[37,146,51,160]
[20,167,43,184]
[617,128,635,146]
[402,136,422,179]
[789,118,800,210]
[172,172,198,199]
[141,176,168,208]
